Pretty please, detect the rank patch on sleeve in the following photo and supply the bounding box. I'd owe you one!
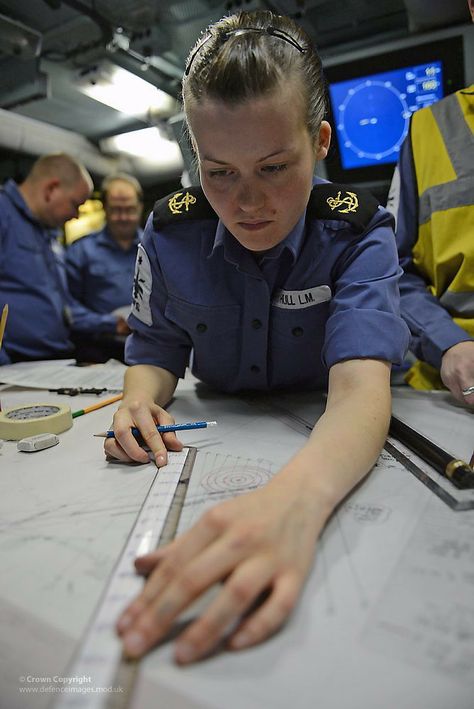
[131,244,153,326]
[308,183,380,231]
[153,185,217,228]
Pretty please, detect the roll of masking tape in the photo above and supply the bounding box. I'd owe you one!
[0,403,73,440]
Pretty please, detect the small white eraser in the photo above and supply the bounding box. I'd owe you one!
[17,433,60,452]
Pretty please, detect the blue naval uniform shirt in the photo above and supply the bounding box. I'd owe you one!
[126,182,410,393]
[65,226,142,333]
[0,179,73,362]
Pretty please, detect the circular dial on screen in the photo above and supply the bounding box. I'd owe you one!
[338,80,411,161]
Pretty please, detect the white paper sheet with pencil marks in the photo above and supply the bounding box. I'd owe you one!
[362,496,474,682]
[176,452,275,535]
[0,359,126,391]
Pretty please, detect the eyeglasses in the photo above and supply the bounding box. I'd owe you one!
[107,206,140,217]
[184,26,306,77]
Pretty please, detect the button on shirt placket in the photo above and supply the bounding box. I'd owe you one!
[228,216,305,389]
[238,274,270,387]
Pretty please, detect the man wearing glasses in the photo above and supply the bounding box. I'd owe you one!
[66,172,143,362]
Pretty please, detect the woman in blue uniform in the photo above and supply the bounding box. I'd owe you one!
[108,11,409,664]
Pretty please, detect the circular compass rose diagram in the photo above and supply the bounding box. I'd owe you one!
[201,465,273,494]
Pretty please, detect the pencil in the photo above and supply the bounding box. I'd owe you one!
[72,393,123,418]
[0,304,9,350]
[94,420,217,438]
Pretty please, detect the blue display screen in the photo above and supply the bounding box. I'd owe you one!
[328,61,443,170]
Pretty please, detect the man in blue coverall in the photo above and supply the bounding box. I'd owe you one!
[0,153,93,365]
[65,173,143,362]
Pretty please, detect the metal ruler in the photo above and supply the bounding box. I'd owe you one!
[255,398,474,511]
[54,447,196,709]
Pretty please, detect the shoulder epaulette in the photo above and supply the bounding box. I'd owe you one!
[153,186,217,229]
[307,183,380,232]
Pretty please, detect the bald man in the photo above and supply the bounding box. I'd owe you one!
[0,153,93,364]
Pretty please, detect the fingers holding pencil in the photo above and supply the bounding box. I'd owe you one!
[94,421,217,438]
[105,400,183,467]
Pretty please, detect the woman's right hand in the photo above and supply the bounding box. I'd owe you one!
[104,398,183,466]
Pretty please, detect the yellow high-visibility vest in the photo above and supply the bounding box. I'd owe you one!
[406,86,474,390]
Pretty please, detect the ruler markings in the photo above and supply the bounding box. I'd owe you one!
[54,448,195,709]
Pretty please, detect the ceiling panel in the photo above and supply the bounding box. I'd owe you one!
[0,0,470,182]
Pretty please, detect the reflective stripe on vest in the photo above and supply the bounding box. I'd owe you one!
[411,87,474,320]
[407,88,474,390]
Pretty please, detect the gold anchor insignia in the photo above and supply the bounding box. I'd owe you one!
[168,191,197,215]
[326,190,359,214]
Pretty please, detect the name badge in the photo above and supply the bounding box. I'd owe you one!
[272,285,332,310]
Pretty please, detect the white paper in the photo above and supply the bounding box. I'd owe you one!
[0,359,126,391]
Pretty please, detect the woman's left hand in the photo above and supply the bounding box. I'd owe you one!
[116,478,326,664]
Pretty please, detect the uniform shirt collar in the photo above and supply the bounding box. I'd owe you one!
[258,212,306,265]
[209,211,307,268]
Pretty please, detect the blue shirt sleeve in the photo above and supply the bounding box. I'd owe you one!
[0,187,73,359]
[65,239,117,335]
[65,238,87,302]
[67,295,117,335]
[322,208,410,369]
[125,216,192,376]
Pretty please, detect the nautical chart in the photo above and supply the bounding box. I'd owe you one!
[2,380,474,709]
